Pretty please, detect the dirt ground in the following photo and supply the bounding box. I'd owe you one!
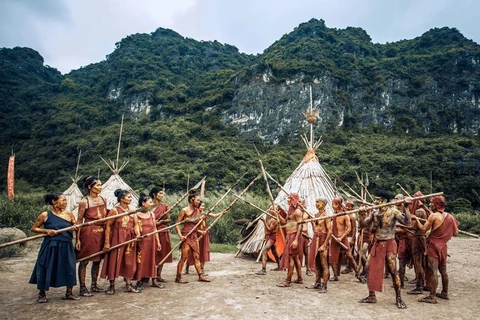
[0,237,479,320]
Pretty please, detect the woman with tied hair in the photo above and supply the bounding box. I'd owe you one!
[101,189,141,294]
[134,193,162,290]
[150,186,172,284]
[75,176,108,297]
[30,193,78,303]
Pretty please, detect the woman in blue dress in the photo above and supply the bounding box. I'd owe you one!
[29,193,78,303]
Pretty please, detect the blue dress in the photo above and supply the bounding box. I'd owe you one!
[29,211,77,290]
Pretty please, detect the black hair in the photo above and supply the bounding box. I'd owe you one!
[188,189,198,203]
[83,176,98,193]
[375,189,392,202]
[114,189,130,203]
[138,193,151,207]
[149,186,163,199]
[44,193,63,205]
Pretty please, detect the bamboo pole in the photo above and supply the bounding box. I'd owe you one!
[264,170,315,218]
[0,177,206,250]
[255,150,286,242]
[331,235,348,250]
[198,174,262,240]
[396,183,478,238]
[335,175,366,204]
[356,171,374,202]
[233,194,277,222]
[282,192,444,228]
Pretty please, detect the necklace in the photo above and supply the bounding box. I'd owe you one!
[52,209,69,219]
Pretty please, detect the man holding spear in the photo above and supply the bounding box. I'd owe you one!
[358,190,410,309]
[413,195,459,304]
[175,190,209,283]
[255,206,281,275]
[276,193,304,287]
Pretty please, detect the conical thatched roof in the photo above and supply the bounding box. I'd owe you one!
[100,174,139,210]
[237,145,339,254]
[64,181,83,213]
[237,87,339,254]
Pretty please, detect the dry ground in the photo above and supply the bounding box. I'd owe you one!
[0,237,479,320]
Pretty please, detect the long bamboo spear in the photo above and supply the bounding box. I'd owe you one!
[233,194,278,222]
[198,174,262,240]
[356,171,374,202]
[0,206,151,249]
[77,216,192,262]
[158,174,251,264]
[0,177,206,250]
[335,175,366,204]
[78,176,210,262]
[282,192,444,228]
[396,183,478,238]
[254,148,286,242]
[264,170,315,218]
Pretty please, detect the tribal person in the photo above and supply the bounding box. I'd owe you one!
[277,193,304,287]
[359,190,410,309]
[101,189,141,294]
[186,201,221,275]
[175,190,210,283]
[134,194,162,290]
[30,194,78,303]
[329,197,362,282]
[299,199,313,276]
[255,206,281,275]
[150,186,172,284]
[306,197,332,293]
[406,191,428,295]
[413,195,459,304]
[341,201,357,275]
[356,202,373,277]
[394,193,413,288]
[75,176,107,297]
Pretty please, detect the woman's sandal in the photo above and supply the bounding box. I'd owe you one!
[62,293,80,301]
[37,295,48,303]
[79,287,93,297]
[293,278,303,284]
[157,277,167,283]
[358,296,377,303]
[90,284,105,293]
[418,296,437,304]
[276,281,292,287]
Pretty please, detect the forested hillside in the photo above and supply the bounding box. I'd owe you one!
[1,19,479,211]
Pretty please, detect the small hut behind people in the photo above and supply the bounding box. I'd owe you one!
[64,152,84,217]
[237,88,339,257]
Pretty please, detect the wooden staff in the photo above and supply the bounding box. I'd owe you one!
[357,229,364,266]
[0,205,152,249]
[255,150,286,242]
[356,171,374,202]
[282,192,444,228]
[76,216,191,262]
[233,194,277,222]
[198,174,262,240]
[396,183,478,238]
[264,170,315,218]
[335,175,366,204]
[158,174,248,265]
[331,235,349,250]
[1,176,208,250]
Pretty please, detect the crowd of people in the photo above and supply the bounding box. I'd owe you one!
[28,176,459,309]
[254,190,459,308]
[29,177,214,302]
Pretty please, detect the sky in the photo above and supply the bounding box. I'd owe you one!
[0,0,479,74]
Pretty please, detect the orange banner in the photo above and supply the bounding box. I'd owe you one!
[7,155,14,200]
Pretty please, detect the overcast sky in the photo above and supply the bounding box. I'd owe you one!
[1,0,479,74]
